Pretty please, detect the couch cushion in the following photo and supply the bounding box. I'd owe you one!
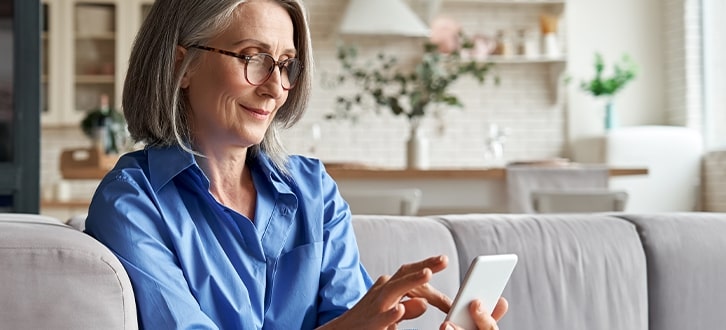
[0,214,137,329]
[438,214,647,330]
[617,213,726,330]
[352,215,459,328]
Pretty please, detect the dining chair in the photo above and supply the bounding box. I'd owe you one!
[340,188,422,216]
[531,190,629,213]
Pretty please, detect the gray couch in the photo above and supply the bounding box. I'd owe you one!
[2,212,725,330]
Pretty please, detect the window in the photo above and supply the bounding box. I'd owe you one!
[0,0,40,213]
[702,0,726,149]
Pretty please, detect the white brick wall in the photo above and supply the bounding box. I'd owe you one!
[40,128,100,202]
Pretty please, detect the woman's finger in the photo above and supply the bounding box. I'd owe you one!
[469,300,498,330]
[393,255,448,278]
[439,321,462,330]
[398,297,428,320]
[380,267,433,307]
[406,282,453,313]
[491,297,509,321]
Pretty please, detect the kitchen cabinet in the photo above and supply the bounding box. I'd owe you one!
[41,0,154,127]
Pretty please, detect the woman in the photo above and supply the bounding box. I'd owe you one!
[84,0,508,329]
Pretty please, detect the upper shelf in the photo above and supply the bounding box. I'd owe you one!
[443,0,565,3]
[439,0,566,14]
[483,55,566,64]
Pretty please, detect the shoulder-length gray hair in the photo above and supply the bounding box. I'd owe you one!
[123,0,313,171]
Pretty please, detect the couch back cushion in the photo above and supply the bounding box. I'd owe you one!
[0,214,137,329]
[618,213,726,330]
[438,214,648,330]
[352,215,460,328]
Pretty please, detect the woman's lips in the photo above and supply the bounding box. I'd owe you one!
[241,105,270,120]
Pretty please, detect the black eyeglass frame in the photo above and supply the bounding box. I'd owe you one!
[190,45,303,90]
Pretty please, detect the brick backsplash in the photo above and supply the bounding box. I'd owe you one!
[40,128,100,202]
[285,62,565,168]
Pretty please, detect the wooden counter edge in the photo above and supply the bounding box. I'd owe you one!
[327,167,648,180]
[60,166,648,180]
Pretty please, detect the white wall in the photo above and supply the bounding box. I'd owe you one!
[565,0,666,152]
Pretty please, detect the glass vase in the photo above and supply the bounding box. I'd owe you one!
[604,98,616,131]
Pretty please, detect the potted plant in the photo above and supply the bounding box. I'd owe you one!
[327,33,497,168]
[80,94,127,155]
[579,52,638,130]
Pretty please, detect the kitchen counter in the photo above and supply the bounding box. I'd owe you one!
[58,162,648,215]
[326,163,648,215]
[61,163,648,180]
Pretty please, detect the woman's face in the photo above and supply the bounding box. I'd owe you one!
[182,0,295,150]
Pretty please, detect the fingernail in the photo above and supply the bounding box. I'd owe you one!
[445,324,454,330]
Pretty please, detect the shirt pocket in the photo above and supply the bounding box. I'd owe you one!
[268,241,324,318]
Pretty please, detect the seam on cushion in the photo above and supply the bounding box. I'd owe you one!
[100,255,134,329]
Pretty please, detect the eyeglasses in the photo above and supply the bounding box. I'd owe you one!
[190,45,303,90]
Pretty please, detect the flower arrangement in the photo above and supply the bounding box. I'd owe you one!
[580,52,637,98]
[326,19,497,126]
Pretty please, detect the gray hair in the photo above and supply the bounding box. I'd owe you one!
[122,0,313,171]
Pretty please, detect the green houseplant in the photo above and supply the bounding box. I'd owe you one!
[80,94,127,155]
[327,40,496,124]
[326,37,497,168]
[579,52,637,130]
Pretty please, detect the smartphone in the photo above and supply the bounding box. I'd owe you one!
[445,254,518,329]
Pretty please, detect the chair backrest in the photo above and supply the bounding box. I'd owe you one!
[341,188,422,215]
[532,190,628,213]
[571,125,702,212]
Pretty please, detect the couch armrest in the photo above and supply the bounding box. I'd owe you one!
[0,213,137,329]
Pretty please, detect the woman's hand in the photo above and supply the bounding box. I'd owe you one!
[319,255,450,330]
[440,297,509,330]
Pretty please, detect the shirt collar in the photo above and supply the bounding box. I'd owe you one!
[248,151,294,196]
[146,145,294,196]
[147,145,197,191]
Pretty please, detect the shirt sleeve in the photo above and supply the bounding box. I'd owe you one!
[84,171,219,330]
[315,165,374,326]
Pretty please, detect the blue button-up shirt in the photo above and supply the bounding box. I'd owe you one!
[85,146,372,329]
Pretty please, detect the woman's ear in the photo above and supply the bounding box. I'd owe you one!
[176,45,190,89]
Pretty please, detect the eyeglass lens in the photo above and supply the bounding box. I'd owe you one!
[246,54,302,89]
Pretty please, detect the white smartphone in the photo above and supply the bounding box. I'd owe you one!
[445,254,518,329]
